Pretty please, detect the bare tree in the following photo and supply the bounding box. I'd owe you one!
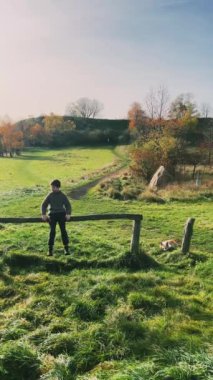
[66,98,104,118]
[145,85,169,119]
[156,85,169,119]
[200,103,211,118]
[145,88,157,119]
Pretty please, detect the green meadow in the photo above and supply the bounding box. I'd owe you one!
[0,147,212,379]
[0,147,123,191]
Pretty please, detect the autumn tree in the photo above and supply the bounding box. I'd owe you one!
[128,102,147,141]
[44,114,64,131]
[129,91,210,182]
[66,98,104,118]
[128,98,181,181]
[0,122,24,156]
[44,114,76,146]
[130,127,181,181]
[29,123,46,146]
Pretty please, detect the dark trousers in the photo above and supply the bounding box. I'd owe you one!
[48,212,69,247]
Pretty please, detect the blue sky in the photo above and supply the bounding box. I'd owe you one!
[0,0,212,120]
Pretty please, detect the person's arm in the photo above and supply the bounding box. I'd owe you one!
[41,195,50,221]
[63,195,72,220]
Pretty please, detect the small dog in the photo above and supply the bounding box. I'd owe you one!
[160,239,179,251]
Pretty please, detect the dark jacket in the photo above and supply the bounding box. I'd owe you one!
[41,191,71,215]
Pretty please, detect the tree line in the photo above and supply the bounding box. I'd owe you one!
[16,115,129,148]
[0,97,104,156]
[0,93,212,160]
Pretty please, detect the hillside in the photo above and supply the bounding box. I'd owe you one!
[16,116,130,146]
[15,115,213,149]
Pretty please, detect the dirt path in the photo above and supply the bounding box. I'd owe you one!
[69,166,126,200]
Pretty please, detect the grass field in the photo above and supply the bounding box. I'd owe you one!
[0,147,212,379]
[0,146,125,191]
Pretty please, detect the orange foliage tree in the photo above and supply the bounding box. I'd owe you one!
[128,93,205,182]
[44,114,76,146]
[128,102,148,141]
[29,123,46,146]
[0,122,24,157]
[130,127,180,181]
[128,110,189,181]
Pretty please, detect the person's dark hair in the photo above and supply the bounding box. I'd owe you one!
[51,179,61,188]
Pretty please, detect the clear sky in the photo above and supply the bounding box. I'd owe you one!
[0,0,212,121]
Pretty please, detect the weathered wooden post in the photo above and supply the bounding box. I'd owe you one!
[181,218,195,254]
[130,215,142,255]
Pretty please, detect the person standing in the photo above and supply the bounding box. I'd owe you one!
[41,179,72,256]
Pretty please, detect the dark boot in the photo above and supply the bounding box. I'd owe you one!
[64,245,70,255]
[47,246,53,256]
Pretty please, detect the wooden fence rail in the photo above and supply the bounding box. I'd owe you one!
[0,214,143,255]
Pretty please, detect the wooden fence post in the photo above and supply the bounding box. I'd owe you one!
[130,217,142,255]
[181,218,195,254]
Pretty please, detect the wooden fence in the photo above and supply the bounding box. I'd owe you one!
[0,214,143,255]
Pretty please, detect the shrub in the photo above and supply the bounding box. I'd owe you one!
[121,187,139,200]
[139,190,166,204]
[97,173,145,200]
[106,187,122,199]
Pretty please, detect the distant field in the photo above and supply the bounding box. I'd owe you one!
[0,146,124,191]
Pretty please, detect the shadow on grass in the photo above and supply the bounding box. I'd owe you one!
[3,250,160,275]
